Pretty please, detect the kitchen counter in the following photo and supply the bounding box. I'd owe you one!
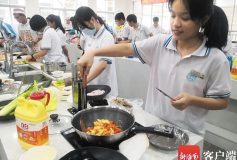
[0,93,203,160]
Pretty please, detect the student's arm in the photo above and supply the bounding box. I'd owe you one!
[62,46,70,63]
[171,93,229,110]
[87,61,108,83]
[26,49,48,61]
[77,43,133,75]
[117,39,131,43]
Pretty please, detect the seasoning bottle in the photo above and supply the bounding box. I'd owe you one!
[15,97,48,150]
[72,63,87,111]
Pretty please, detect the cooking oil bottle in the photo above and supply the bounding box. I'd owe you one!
[15,97,48,150]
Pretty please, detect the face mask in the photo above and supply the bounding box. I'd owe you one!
[82,28,96,36]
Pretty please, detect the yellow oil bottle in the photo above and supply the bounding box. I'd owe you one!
[231,57,237,80]
[15,97,48,150]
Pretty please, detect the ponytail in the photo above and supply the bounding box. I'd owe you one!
[97,16,113,35]
[204,5,228,50]
[55,16,65,34]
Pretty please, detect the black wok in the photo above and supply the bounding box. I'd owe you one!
[71,106,174,145]
[60,146,128,160]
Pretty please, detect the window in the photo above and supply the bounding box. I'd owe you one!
[39,0,88,25]
[133,0,170,31]
[215,0,237,31]
[133,0,142,23]
[97,0,115,26]
[0,0,25,26]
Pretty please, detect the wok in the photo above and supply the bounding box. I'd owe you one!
[71,106,174,145]
[60,146,128,160]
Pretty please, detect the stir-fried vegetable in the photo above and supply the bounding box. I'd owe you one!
[85,119,122,136]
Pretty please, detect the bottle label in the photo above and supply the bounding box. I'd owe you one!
[231,67,237,75]
[16,119,48,146]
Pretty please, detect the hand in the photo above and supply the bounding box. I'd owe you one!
[77,50,95,78]
[26,55,32,61]
[171,92,194,110]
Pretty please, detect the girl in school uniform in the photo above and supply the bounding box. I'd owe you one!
[46,14,70,63]
[77,0,231,135]
[74,6,118,96]
[26,15,67,63]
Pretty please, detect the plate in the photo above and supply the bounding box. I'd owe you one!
[19,146,57,160]
[0,99,15,121]
[147,124,189,150]
[86,85,111,100]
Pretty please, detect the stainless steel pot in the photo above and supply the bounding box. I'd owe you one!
[71,106,174,145]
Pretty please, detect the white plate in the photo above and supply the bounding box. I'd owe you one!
[19,146,57,160]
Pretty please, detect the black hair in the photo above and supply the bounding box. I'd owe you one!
[74,6,110,33]
[46,14,65,33]
[115,12,125,21]
[168,0,228,50]
[126,14,137,23]
[70,16,74,22]
[153,17,159,22]
[30,14,47,31]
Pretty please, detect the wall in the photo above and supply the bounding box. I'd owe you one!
[115,58,150,106]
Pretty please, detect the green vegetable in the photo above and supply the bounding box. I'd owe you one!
[0,80,52,116]
[56,79,65,86]
[0,100,17,116]
[39,80,52,88]
[0,83,34,116]
[32,80,39,92]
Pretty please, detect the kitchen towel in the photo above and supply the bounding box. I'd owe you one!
[119,133,149,160]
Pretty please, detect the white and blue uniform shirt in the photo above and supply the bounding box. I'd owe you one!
[82,25,118,96]
[132,34,231,135]
[129,23,151,42]
[41,26,67,63]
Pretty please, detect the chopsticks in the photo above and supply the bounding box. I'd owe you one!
[156,88,175,101]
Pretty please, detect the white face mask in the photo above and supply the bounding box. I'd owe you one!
[82,28,96,36]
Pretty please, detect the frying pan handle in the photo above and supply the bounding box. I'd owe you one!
[132,126,174,138]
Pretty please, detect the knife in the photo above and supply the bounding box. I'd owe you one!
[156,88,175,101]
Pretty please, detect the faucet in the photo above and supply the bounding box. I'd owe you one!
[3,40,14,73]
[8,41,33,78]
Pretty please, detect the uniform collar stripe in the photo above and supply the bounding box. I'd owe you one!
[132,42,145,64]
[163,35,173,47]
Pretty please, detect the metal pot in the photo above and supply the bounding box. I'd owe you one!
[71,106,174,145]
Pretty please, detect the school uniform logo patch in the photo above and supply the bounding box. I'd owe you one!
[186,70,205,82]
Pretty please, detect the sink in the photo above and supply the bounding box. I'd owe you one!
[17,64,36,72]
[14,71,53,84]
